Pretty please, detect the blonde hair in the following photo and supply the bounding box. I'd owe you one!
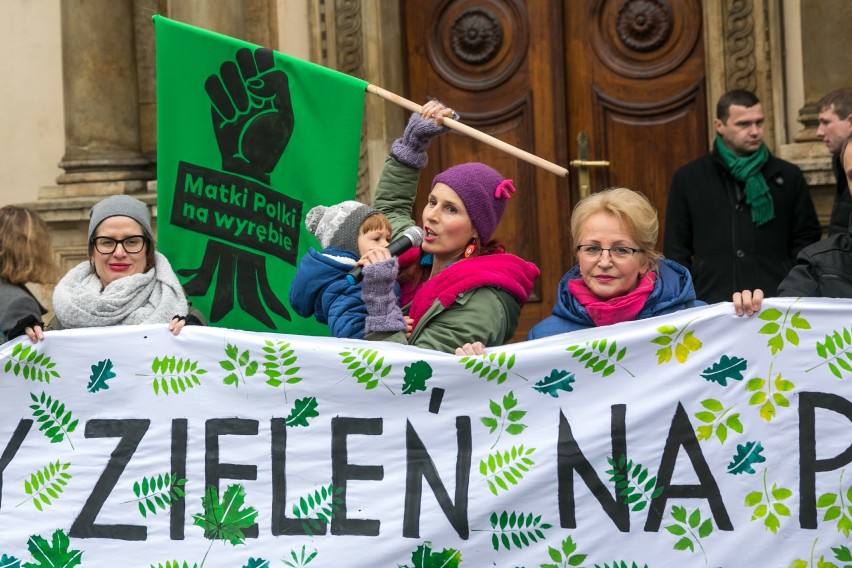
[0,206,59,285]
[359,212,392,235]
[570,187,662,268]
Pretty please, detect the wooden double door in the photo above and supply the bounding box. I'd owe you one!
[402,0,708,340]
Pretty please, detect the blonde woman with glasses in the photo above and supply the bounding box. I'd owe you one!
[48,195,201,336]
[527,187,704,339]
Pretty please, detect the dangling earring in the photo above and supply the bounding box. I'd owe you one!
[464,237,478,258]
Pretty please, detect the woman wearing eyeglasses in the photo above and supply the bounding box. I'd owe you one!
[46,195,200,336]
[526,187,703,340]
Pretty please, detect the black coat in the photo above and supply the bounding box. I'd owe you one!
[828,153,852,237]
[664,148,821,303]
[777,228,852,298]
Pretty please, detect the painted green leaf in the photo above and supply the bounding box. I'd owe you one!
[726,414,744,433]
[831,545,852,562]
[24,461,72,512]
[291,484,343,536]
[340,348,394,393]
[132,473,186,518]
[29,392,78,448]
[700,355,747,386]
[533,369,575,397]
[758,308,783,322]
[86,359,116,393]
[402,360,432,394]
[281,545,318,568]
[218,344,259,388]
[458,350,522,385]
[606,454,663,512]
[487,510,552,551]
[744,491,763,506]
[673,537,694,551]
[567,340,631,377]
[727,441,767,474]
[400,542,460,568]
[285,397,319,427]
[0,555,22,568]
[815,326,852,380]
[242,558,269,568]
[149,562,198,568]
[192,484,258,544]
[151,356,207,395]
[480,445,536,496]
[4,342,60,383]
[23,529,81,568]
[261,340,302,394]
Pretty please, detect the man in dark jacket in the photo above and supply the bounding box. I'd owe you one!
[664,89,821,303]
[816,87,852,236]
[777,137,852,298]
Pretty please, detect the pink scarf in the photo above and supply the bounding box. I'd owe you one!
[398,249,540,328]
[568,272,657,327]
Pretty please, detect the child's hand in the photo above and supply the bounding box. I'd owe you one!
[404,316,415,338]
[357,246,393,267]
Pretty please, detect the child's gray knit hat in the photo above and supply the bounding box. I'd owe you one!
[304,200,378,254]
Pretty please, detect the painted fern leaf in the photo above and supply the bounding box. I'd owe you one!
[23,460,72,512]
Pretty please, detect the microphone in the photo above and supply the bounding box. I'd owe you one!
[346,226,425,284]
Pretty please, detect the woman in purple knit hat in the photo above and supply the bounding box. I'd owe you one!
[356,101,540,354]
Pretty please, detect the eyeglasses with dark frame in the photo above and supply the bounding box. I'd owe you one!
[576,244,644,260]
[91,235,149,254]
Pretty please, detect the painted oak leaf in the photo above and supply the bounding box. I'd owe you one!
[86,359,116,393]
[700,355,747,386]
[23,529,82,568]
[533,369,575,398]
[285,397,319,427]
[727,441,766,474]
[192,484,258,545]
[0,555,21,568]
[0,554,21,568]
[402,360,432,394]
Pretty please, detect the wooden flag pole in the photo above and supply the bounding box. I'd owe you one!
[366,84,569,178]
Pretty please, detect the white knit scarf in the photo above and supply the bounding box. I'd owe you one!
[52,252,189,329]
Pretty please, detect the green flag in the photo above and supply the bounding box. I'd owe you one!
[154,15,367,334]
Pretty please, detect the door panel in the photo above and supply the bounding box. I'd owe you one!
[568,0,708,241]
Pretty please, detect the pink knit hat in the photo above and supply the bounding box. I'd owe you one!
[431,162,516,242]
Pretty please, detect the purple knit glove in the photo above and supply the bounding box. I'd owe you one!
[391,112,448,169]
[362,258,405,333]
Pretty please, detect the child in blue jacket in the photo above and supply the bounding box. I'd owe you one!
[289,201,405,338]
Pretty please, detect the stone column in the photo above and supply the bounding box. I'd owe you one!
[168,0,247,39]
[48,0,153,198]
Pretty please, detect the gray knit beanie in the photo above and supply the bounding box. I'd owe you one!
[88,195,154,241]
[304,200,379,254]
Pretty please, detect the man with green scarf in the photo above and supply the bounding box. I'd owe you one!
[664,89,821,303]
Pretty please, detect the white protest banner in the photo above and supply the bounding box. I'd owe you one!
[1,299,851,567]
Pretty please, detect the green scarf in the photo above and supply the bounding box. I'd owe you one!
[714,135,774,226]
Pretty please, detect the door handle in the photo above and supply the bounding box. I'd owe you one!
[571,131,610,199]
[569,160,611,168]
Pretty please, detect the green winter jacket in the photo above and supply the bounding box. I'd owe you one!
[366,156,536,353]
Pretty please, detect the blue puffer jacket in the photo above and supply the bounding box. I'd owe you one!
[527,258,704,339]
[289,247,398,339]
